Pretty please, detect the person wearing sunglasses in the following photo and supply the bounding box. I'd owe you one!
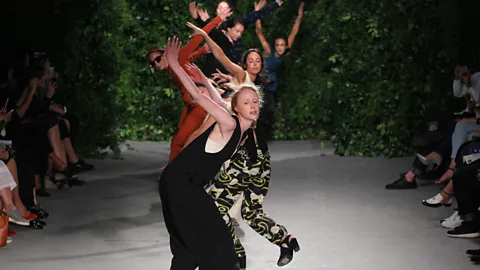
[146,8,232,167]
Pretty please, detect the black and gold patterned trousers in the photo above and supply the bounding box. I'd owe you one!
[208,145,288,257]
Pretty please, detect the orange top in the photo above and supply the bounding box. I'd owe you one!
[168,16,222,106]
[187,45,209,63]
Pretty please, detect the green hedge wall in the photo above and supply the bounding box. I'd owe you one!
[22,0,480,157]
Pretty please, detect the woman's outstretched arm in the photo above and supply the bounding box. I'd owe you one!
[165,36,235,131]
[255,19,271,57]
[184,63,228,109]
[287,2,304,50]
[186,22,246,83]
[179,7,231,65]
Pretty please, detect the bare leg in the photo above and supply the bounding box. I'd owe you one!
[46,158,53,176]
[437,159,456,184]
[47,125,67,164]
[6,160,31,216]
[33,188,37,206]
[440,180,454,201]
[45,153,70,189]
[404,170,415,182]
[63,138,79,164]
[62,119,79,163]
[0,187,14,211]
[34,174,41,190]
[48,152,67,171]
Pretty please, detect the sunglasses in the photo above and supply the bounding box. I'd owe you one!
[149,55,162,68]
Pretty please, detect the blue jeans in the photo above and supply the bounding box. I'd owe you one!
[451,121,480,158]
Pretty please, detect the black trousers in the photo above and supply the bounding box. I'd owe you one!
[15,148,36,209]
[256,91,276,141]
[411,110,457,175]
[452,162,480,216]
[159,179,239,270]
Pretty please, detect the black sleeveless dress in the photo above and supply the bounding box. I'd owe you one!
[159,115,241,270]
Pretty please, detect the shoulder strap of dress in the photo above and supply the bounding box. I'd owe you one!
[231,114,240,129]
[201,119,217,139]
[253,129,269,153]
[244,70,252,84]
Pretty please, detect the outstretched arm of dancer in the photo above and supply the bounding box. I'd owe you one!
[219,0,282,30]
[187,43,210,63]
[287,2,304,50]
[183,82,232,149]
[179,8,232,64]
[189,1,212,27]
[184,63,228,109]
[187,22,246,83]
[255,19,272,57]
[166,36,236,131]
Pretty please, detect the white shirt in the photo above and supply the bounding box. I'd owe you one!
[453,72,480,113]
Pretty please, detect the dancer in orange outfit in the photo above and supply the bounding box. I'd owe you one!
[146,8,232,166]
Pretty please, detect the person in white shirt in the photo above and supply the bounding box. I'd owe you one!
[453,66,480,115]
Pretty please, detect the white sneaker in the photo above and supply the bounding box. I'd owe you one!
[442,210,458,222]
[422,193,453,207]
[441,210,463,229]
[7,237,12,244]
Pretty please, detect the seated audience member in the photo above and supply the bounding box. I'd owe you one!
[386,65,480,189]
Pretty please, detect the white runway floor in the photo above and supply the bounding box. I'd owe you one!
[1,141,479,270]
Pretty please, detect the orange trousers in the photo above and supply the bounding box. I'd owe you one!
[169,104,207,162]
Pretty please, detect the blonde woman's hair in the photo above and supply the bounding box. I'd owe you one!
[230,84,264,115]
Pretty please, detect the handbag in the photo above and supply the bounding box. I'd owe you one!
[0,210,8,247]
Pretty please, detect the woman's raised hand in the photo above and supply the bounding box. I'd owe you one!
[46,82,58,98]
[298,1,305,16]
[186,22,206,37]
[203,43,212,54]
[165,36,182,65]
[184,63,207,84]
[211,68,232,83]
[217,6,232,21]
[198,9,210,22]
[255,0,267,11]
[189,2,199,20]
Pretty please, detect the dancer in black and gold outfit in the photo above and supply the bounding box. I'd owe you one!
[208,129,300,269]
[179,44,300,270]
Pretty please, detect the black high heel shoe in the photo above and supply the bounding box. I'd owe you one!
[238,255,246,270]
[28,218,45,229]
[277,235,300,267]
[30,206,49,220]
